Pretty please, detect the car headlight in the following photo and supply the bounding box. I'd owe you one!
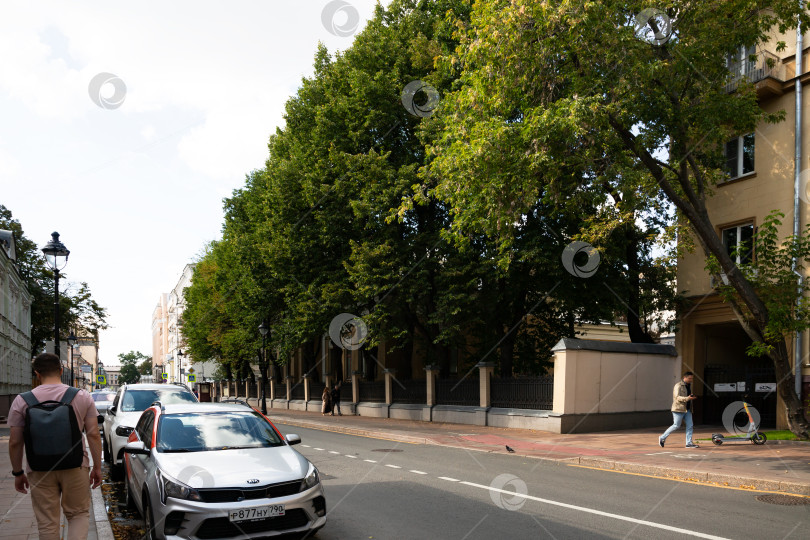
[115,426,134,437]
[301,464,319,492]
[159,471,202,503]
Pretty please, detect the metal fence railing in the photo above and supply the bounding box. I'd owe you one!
[490,376,554,410]
[436,378,479,407]
[290,381,306,400]
[310,382,327,401]
[273,383,286,400]
[391,379,427,404]
[358,381,386,403]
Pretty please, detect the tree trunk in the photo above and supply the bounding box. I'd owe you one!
[624,225,655,344]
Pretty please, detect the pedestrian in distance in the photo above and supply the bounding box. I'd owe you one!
[7,353,103,540]
[330,382,343,416]
[321,387,332,416]
[659,371,700,448]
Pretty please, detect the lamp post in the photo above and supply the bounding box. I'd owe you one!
[258,321,269,414]
[176,349,183,384]
[67,332,77,387]
[41,232,69,360]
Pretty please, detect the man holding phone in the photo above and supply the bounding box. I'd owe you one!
[659,371,700,448]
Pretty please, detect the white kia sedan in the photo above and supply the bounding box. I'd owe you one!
[123,402,326,539]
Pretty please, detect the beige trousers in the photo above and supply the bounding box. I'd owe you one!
[28,466,91,540]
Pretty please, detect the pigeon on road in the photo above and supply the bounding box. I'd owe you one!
[506,445,515,453]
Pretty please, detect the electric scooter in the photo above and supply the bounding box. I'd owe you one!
[711,400,767,445]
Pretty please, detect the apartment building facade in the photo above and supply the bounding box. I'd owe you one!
[0,230,32,417]
[151,293,168,380]
[676,26,810,429]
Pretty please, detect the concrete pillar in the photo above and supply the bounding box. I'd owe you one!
[477,362,495,408]
[285,375,292,401]
[425,366,440,406]
[384,369,396,405]
[245,380,250,398]
[303,374,311,402]
[324,372,332,391]
[269,377,275,401]
[351,371,361,403]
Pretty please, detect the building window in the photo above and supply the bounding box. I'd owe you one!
[724,133,755,179]
[722,223,754,264]
[726,45,757,78]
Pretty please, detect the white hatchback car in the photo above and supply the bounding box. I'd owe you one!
[103,383,197,479]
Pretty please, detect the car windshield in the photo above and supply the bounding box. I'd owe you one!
[120,389,196,412]
[156,411,285,452]
[92,393,115,402]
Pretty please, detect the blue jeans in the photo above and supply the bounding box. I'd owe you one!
[661,411,693,445]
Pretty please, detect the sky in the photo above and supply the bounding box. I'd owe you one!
[1,0,382,366]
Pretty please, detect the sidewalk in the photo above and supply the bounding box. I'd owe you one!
[0,425,113,540]
[261,406,810,497]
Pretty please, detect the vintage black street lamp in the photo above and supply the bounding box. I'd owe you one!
[67,332,77,387]
[258,320,269,414]
[42,232,69,361]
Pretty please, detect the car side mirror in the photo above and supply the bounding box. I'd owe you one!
[286,434,302,446]
[108,407,116,415]
[123,441,150,456]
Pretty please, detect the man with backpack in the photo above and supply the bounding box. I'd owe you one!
[7,353,102,540]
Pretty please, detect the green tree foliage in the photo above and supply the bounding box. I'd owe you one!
[423,1,808,436]
[0,205,108,353]
[118,351,148,385]
[184,0,676,382]
[138,357,153,376]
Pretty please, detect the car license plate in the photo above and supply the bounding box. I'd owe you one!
[229,505,285,522]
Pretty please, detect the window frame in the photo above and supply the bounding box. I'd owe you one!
[720,221,755,265]
[724,133,755,180]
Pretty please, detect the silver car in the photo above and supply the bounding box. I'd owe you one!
[123,402,326,539]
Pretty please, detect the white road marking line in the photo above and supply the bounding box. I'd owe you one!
[459,481,730,540]
[364,459,377,463]
[344,455,357,458]
[329,451,340,454]
[313,448,324,451]
[409,470,428,475]
[301,444,311,447]
[438,476,459,482]
[385,464,402,469]
[645,451,672,456]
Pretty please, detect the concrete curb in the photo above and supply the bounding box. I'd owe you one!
[271,415,810,497]
[91,484,115,540]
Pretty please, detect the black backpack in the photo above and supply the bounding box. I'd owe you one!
[21,387,84,471]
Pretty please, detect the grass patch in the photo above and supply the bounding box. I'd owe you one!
[697,430,806,442]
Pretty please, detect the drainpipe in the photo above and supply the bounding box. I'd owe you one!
[794,5,804,397]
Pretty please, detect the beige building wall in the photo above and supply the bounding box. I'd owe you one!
[677,30,810,428]
[152,293,168,378]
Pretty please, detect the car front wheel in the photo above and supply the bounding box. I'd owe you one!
[143,492,158,540]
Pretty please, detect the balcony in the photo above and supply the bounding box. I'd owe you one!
[724,50,785,98]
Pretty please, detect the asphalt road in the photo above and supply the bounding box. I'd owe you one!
[275,423,809,540]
